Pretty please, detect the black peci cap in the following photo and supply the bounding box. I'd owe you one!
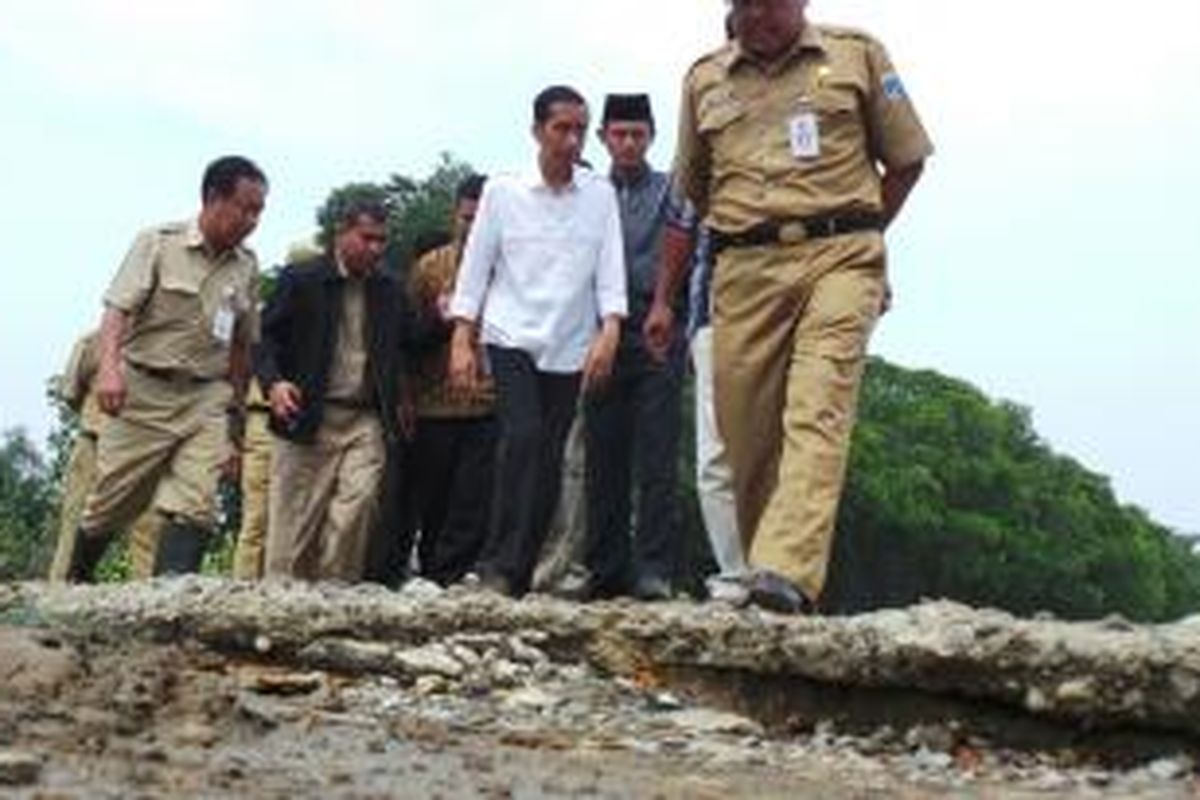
[602,93,654,128]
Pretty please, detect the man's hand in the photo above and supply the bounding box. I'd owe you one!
[269,381,303,422]
[221,449,243,483]
[96,361,127,416]
[448,322,480,399]
[582,317,621,394]
[397,390,417,442]
[642,301,676,363]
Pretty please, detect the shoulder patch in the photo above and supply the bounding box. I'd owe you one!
[156,221,187,236]
[881,72,907,100]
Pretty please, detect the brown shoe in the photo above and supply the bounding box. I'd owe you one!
[746,569,813,615]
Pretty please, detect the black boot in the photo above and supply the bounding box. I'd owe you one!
[67,529,114,583]
[154,520,210,576]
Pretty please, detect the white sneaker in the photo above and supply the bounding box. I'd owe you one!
[706,575,750,606]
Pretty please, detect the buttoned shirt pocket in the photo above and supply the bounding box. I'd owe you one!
[698,98,748,144]
[815,85,864,148]
[153,261,209,333]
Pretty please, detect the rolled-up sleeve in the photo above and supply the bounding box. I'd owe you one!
[103,228,158,313]
[448,182,501,322]
[594,183,628,320]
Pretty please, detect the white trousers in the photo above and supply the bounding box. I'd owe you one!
[691,325,746,579]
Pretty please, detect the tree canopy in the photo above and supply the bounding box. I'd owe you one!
[824,358,1200,622]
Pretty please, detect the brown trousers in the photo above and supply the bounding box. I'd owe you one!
[48,430,163,580]
[79,367,232,537]
[232,409,272,579]
[713,232,885,601]
[265,408,386,581]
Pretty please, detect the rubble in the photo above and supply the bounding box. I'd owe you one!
[1,578,1199,797]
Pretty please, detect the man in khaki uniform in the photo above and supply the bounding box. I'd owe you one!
[658,0,932,612]
[68,156,267,582]
[48,332,162,580]
[231,378,272,579]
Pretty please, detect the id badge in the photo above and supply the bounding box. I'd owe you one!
[788,108,820,159]
[212,307,235,344]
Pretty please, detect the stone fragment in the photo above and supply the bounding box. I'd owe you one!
[503,687,559,711]
[0,750,41,786]
[394,645,465,679]
[1053,678,1095,704]
[1145,756,1194,781]
[666,709,763,737]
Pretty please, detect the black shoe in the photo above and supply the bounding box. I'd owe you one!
[561,575,627,602]
[67,529,113,583]
[746,569,813,615]
[632,574,673,602]
[475,569,516,598]
[154,520,210,576]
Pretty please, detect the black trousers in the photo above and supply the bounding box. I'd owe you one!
[477,346,580,596]
[584,329,685,592]
[364,439,416,587]
[411,415,497,586]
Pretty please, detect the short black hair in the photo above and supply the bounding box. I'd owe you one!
[201,156,267,202]
[334,197,389,230]
[413,229,453,259]
[316,183,391,248]
[455,174,487,203]
[533,85,587,125]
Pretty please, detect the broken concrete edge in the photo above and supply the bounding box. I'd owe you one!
[3,578,1200,740]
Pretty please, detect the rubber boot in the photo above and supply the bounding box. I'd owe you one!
[153,520,210,576]
[67,529,113,583]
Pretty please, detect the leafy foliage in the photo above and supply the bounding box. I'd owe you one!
[824,358,1200,622]
[313,153,475,277]
[0,428,55,580]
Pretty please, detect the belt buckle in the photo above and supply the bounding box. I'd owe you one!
[778,221,808,245]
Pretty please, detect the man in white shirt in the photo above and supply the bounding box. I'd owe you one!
[449,85,627,598]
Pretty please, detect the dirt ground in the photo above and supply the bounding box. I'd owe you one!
[2,624,1198,799]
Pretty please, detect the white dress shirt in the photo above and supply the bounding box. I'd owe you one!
[449,165,628,373]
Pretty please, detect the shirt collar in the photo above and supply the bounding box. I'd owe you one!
[185,217,244,263]
[525,161,582,193]
[184,218,207,250]
[610,161,651,189]
[726,23,826,74]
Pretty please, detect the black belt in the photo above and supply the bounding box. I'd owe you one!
[710,212,882,255]
[325,397,375,411]
[128,361,215,384]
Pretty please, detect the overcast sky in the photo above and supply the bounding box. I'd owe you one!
[1,1,1197,533]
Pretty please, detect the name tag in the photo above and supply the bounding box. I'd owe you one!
[788,111,820,159]
[212,307,235,344]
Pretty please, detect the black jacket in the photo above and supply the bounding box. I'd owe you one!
[254,257,424,444]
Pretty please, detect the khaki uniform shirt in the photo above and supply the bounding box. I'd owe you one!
[408,243,494,418]
[324,276,370,404]
[59,332,105,436]
[674,24,934,232]
[104,219,259,380]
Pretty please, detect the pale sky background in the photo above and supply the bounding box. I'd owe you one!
[0,1,1197,533]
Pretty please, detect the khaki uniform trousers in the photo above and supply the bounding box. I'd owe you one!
[79,367,232,541]
[232,409,272,579]
[48,431,162,580]
[712,232,885,602]
[265,407,386,581]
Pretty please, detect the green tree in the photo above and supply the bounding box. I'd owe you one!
[0,427,55,580]
[824,358,1200,622]
[312,154,475,278]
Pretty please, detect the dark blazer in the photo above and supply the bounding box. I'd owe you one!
[254,256,423,445]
